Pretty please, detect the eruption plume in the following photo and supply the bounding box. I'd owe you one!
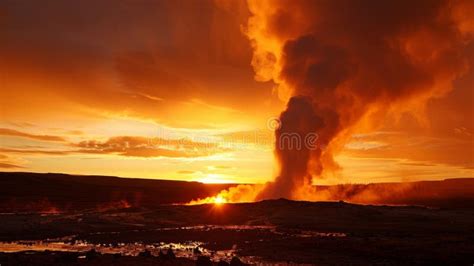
[256,96,324,200]
[189,0,473,204]
[248,0,473,200]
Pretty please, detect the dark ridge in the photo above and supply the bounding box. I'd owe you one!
[0,172,235,212]
[1,172,473,212]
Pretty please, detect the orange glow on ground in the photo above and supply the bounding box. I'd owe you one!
[187,194,230,205]
[213,195,227,205]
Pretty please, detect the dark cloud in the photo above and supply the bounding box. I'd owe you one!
[257,96,323,199]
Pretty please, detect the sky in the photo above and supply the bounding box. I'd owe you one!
[0,0,473,185]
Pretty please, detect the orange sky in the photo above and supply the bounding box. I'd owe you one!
[0,0,473,184]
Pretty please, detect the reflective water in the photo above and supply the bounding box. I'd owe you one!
[0,225,345,264]
[0,239,251,263]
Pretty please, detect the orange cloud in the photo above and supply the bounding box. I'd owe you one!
[0,0,279,129]
[0,148,70,156]
[0,162,24,169]
[0,128,66,142]
[75,136,228,158]
[0,135,229,159]
[344,132,474,169]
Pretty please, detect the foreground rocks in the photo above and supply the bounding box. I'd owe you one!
[0,251,248,266]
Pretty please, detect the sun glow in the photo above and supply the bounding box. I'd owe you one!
[198,174,233,184]
[213,195,227,205]
[187,194,228,205]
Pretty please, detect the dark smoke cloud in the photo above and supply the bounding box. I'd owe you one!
[249,0,473,199]
[257,96,323,199]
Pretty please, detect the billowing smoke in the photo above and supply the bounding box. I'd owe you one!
[247,0,473,200]
[187,0,473,205]
[257,96,324,199]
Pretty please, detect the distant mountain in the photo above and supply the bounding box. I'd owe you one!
[0,172,235,212]
[0,172,473,212]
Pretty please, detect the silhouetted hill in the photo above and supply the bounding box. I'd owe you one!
[0,172,473,212]
[0,172,234,212]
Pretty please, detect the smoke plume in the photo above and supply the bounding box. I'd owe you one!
[247,0,473,200]
[257,96,324,199]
